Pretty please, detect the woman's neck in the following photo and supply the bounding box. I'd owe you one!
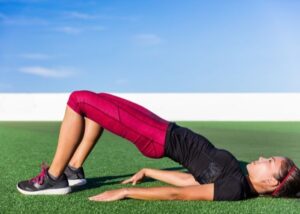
[245,175,263,195]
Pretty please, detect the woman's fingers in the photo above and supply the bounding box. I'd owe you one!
[121,169,145,185]
[121,177,138,185]
[121,177,133,184]
[89,189,127,202]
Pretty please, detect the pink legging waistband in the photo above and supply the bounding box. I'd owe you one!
[67,90,170,158]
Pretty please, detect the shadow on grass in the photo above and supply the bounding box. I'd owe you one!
[71,166,186,193]
[72,161,250,193]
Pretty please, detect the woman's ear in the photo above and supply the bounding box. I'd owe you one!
[269,177,279,186]
[265,177,280,191]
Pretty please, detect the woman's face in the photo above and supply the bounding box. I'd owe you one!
[246,156,285,182]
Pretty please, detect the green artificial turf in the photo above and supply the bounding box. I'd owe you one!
[0,121,300,213]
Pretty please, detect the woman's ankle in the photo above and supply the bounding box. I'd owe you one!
[68,161,82,170]
[48,168,59,180]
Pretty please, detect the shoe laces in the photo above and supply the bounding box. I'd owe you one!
[30,163,49,185]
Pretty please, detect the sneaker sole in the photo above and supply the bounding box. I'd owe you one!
[68,179,87,187]
[16,185,71,195]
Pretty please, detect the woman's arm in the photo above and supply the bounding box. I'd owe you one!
[89,184,214,202]
[126,184,214,201]
[122,168,200,187]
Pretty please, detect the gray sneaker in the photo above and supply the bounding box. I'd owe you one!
[17,165,71,195]
[64,165,87,187]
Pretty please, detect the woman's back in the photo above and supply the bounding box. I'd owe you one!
[164,123,258,200]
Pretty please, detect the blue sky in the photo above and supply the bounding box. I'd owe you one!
[0,0,300,92]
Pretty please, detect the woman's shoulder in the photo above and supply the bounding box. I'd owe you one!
[213,175,254,201]
[213,149,242,174]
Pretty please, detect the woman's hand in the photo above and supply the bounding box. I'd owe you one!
[121,168,147,185]
[89,188,128,202]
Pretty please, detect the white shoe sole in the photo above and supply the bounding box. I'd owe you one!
[68,179,87,187]
[17,185,71,195]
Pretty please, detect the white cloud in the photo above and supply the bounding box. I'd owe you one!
[64,11,97,20]
[0,13,47,26]
[19,53,51,60]
[97,14,138,22]
[55,26,81,34]
[19,66,74,78]
[55,25,105,34]
[133,34,162,46]
[63,11,138,22]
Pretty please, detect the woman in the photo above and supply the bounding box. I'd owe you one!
[17,90,300,201]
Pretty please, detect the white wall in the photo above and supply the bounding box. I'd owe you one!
[1,93,300,121]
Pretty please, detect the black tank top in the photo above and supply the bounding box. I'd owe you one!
[164,123,258,201]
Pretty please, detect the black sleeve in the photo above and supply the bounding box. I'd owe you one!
[213,177,244,201]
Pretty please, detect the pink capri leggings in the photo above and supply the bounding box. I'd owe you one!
[67,90,170,158]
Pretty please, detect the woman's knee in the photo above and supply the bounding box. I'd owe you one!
[67,90,95,114]
[68,90,95,103]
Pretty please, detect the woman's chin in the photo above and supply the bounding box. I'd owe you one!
[246,162,252,172]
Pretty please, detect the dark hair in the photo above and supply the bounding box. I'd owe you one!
[272,157,300,198]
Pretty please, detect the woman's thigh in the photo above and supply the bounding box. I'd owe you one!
[67,90,170,158]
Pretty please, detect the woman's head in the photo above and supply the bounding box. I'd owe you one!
[247,156,300,198]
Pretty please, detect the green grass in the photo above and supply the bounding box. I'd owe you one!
[0,121,300,213]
